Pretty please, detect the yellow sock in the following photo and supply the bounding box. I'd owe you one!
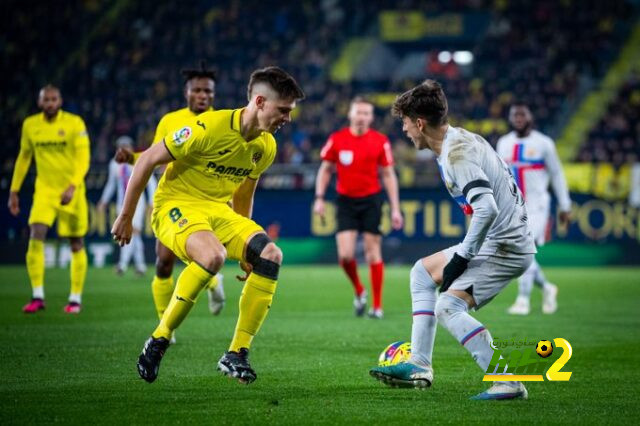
[151,275,174,319]
[152,262,213,339]
[229,273,277,352]
[26,239,45,297]
[70,248,88,302]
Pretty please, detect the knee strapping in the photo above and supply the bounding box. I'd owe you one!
[246,234,280,280]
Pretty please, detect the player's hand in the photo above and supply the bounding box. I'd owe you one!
[60,185,76,205]
[8,192,19,216]
[115,147,134,164]
[111,214,133,246]
[391,208,404,230]
[236,260,253,282]
[440,253,469,293]
[558,210,571,227]
[313,198,325,219]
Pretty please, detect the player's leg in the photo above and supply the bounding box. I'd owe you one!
[531,258,558,314]
[336,195,367,315]
[218,229,282,384]
[130,202,146,275]
[337,230,366,311]
[63,237,87,313]
[370,251,446,387]
[118,234,135,274]
[58,193,89,314]
[138,230,224,383]
[152,231,224,339]
[509,210,546,314]
[151,240,176,320]
[131,230,146,275]
[363,232,383,318]
[361,194,384,318]
[23,223,49,313]
[438,253,533,399]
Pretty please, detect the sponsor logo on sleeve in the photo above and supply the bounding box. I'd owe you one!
[173,127,192,146]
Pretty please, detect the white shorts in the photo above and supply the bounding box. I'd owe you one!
[444,245,534,309]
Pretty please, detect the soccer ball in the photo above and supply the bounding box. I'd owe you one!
[378,341,411,366]
[536,340,553,358]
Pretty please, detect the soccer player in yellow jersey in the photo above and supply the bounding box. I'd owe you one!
[115,65,225,339]
[112,66,305,384]
[8,85,90,314]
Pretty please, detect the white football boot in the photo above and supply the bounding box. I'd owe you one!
[471,381,528,400]
[507,296,530,315]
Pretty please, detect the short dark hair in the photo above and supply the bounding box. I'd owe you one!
[350,95,373,107]
[392,79,448,126]
[247,66,305,101]
[181,60,217,85]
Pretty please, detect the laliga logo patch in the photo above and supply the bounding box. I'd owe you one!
[173,126,192,146]
[339,150,353,166]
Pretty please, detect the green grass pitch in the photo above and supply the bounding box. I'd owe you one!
[1,264,639,424]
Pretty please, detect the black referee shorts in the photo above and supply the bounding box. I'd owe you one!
[336,192,383,235]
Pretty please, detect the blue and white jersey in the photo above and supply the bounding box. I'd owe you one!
[496,130,571,213]
[437,126,536,257]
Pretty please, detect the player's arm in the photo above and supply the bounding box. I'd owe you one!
[111,142,172,245]
[313,160,334,218]
[97,162,118,212]
[232,178,259,218]
[62,119,91,205]
[545,139,572,225]
[8,121,34,216]
[381,165,403,230]
[441,159,498,293]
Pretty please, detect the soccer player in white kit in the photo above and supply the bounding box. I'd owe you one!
[369,80,536,400]
[98,136,157,275]
[496,103,571,315]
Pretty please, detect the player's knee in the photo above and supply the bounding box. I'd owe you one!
[338,254,355,264]
[435,293,467,324]
[69,238,84,252]
[261,243,283,265]
[410,259,435,295]
[155,258,174,278]
[246,234,280,280]
[198,248,226,273]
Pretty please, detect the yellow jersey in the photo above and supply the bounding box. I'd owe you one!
[155,108,276,205]
[10,110,90,195]
[132,107,213,163]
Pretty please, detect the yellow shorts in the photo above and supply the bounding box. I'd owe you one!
[28,187,88,237]
[152,199,264,264]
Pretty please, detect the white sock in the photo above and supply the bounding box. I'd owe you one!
[132,234,146,271]
[436,293,494,371]
[531,259,552,290]
[409,260,437,367]
[33,287,44,299]
[69,293,82,304]
[517,261,536,300]
[119,240,134,271]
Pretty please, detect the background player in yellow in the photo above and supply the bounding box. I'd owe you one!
[112,66,305,384]
[8,85,90,314]
[115,64,225,341]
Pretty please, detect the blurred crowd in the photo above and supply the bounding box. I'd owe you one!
[2,0,638,178]
[577,72,640,166]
